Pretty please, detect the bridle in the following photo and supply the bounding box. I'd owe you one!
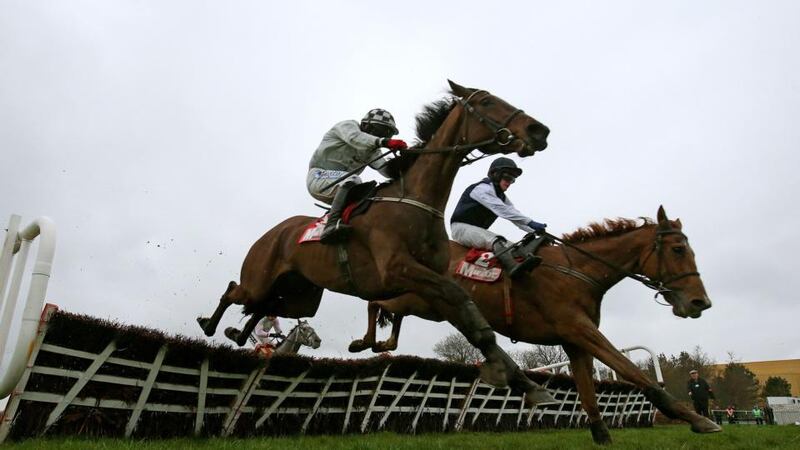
[371,90,532,218]
[544,226,701,305]
[637,228,701,305]
[401,89,529,157]
[320,90,526,195]
[458,90,525,148]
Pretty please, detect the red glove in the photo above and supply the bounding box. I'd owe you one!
[382,139,407,151]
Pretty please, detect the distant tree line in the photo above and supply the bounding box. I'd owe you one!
[638,348,791,408]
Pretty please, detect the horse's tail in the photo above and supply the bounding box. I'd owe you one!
[376,305,394,328]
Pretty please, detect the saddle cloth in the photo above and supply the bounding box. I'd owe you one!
[297,203,361,243]
[454,248,502,283]
[297,181,378,244]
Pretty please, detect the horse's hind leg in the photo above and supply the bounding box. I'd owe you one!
[563,344,611,445]
[226,311,265,347]
[381,260,553,406]
[373,314,403,353]
[198,281,247,336]
[348,302,381,353]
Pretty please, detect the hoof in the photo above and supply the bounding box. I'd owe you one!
[197,317,215,336]
[348,339,371,353]
[691,416,722,433]
[590,420,612,445]
[224,327,242,345]
[479,361,509,388]
[371,341,397,353]
[523,386,556,407]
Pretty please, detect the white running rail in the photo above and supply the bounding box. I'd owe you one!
[0,215,56,398]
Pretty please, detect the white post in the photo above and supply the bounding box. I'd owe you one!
[0,216,56,398]
[0,216,22,350]
[618,345,663,383]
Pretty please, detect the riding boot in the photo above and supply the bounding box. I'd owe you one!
[492,237,541,279]
[320,181,356,244]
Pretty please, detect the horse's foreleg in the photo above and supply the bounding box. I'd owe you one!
[384,262,553,406]
[349,302,381,353]
[565,321,720,434]
[225,311,265,347]
[198,281,243,336]
[373,314,403,352]
[563,344,611,445]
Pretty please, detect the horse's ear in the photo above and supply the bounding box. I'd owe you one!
[675,218,683,229]
[657,205,671,230]
[448,79,473,98]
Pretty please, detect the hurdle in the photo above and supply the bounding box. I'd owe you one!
[0,215,656,441]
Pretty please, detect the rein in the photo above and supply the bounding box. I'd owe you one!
[542,229,700,301]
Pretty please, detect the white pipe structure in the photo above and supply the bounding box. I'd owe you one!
[529,345,664,384]
[0,215,56,398]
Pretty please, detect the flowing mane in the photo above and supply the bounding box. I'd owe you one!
[382,95,457,179]
[414,96,457,145]
[561,217,654,243]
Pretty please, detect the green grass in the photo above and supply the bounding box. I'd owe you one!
[3,425,798,449]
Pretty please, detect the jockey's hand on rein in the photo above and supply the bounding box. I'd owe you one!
[527,220,547,232]
[381,138,408,151]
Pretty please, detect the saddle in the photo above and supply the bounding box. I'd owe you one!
[298,181,378,243]
[455,233,550,282]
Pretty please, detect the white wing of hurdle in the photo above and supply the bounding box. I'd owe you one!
[530,346,664,384]
[0,215,56,399]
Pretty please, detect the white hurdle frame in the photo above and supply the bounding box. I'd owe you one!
[531,345,664,384]
[0,215,56,398]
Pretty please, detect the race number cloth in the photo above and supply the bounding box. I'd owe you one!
[455,248,502,283]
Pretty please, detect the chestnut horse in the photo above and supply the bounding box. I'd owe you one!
[197,80,555,404]
[349,207,721,444]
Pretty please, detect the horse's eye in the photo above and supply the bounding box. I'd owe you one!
[480,98,492,107]
[672,246,685,255]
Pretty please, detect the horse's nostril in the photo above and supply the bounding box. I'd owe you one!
[691,298,710,310]
[527,123,550,140]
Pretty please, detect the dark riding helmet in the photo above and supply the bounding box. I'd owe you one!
[488,157,523,182]
[360,108,398,138]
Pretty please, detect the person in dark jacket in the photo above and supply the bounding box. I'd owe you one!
[687,369,715,417]
[450,157,547,278]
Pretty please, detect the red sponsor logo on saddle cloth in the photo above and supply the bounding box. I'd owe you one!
[455,248,502,282]
[297,203,359,243]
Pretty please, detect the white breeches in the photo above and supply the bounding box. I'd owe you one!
[306,168,362,204]
[451,222,500,250]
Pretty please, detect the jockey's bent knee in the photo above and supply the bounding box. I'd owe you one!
[306,168,362,204]
[451,222,498,250]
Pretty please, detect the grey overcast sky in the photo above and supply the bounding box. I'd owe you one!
[2,1,799,369]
